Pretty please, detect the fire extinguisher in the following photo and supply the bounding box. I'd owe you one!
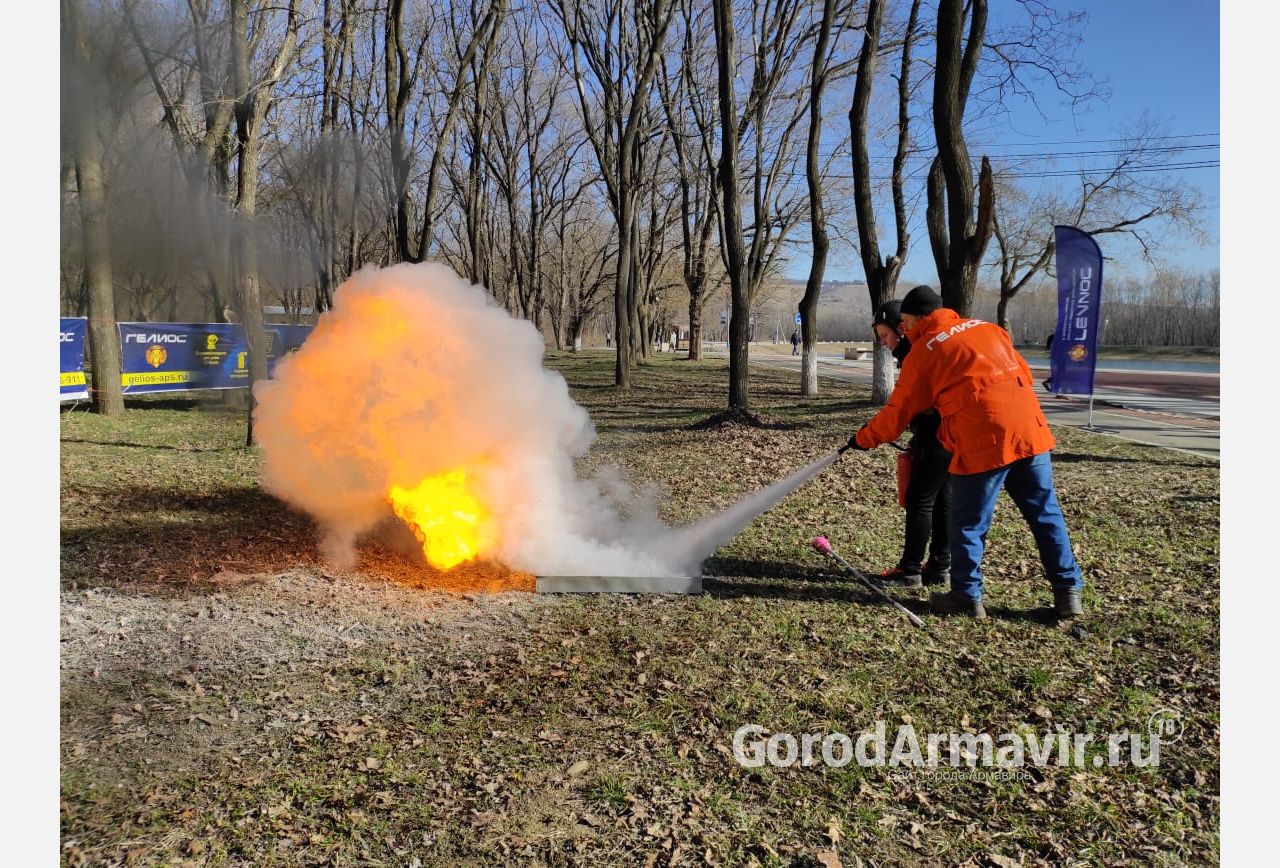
[893,444,912,509]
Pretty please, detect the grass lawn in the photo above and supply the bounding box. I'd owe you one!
[60,351,1219,867]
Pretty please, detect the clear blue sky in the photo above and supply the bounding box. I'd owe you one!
[796,0,1221,287]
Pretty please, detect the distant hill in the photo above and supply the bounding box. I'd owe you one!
[780,278,870,306]
[820,282,872,316]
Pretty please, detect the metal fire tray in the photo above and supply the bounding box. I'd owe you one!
[535,574,703,594]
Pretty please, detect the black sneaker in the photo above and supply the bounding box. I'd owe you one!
[922,564,950,586]
[928,589,987,619]
[873,566,923,589]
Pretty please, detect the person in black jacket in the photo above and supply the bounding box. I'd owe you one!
[868,298,952,588]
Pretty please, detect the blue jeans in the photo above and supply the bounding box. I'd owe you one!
[948,451,1082,602]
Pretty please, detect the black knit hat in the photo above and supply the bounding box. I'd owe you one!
[900,285,943,317]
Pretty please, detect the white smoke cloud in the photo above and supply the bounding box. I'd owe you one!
[253,262,836,580]
[253,263,687,576]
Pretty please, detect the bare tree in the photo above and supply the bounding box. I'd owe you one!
[712,0,749,409]
[258,0,379,314]
[384,0,429,264]
[384,0,505,264]
[553,0,676,387]
[483,10,573,336]
[123,0,240,321]
[419,1,506,260]
[1096,267,1219,348]
[548,202,617,350]
[990,115,1209,329]
[849,0,922,404]
[990,179,1059,331]
[63,0,124,415]
[658,0,721,361]
[713,0,816,413]
[926,0,994,316]
[927,0,1105,318]
[316,0,358,312]
[229,0,301,443]
[449,3,509,290]
[632,120,684,358]
[798,0,857,395]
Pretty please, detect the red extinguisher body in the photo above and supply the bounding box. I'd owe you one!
[896,449,913,509]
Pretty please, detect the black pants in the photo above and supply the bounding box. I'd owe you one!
[899,430,952,573]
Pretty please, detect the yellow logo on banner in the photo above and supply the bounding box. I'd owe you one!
[145,344,168,368]
[1068,344,1088,362]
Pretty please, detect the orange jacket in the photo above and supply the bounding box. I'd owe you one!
[854,309,1055,475]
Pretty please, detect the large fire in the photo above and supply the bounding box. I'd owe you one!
[254,262,717,592]
[387,469,493,570]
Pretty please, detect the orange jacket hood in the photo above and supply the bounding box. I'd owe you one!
[854,308,1055,474]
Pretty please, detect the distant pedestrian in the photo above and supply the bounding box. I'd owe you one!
[1043,334,1054,392]
[605,332,612,348]
[790,329,801,355]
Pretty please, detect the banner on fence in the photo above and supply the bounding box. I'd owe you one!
[1049,225,1104,396]
[117,322,314,395]
[60,317,90,401]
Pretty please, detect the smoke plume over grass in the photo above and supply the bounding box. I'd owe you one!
[253,263,830,581]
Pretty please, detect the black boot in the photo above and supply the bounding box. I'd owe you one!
[922,560,950,587]
[1053,588,1084,618]
[928,589,987,619]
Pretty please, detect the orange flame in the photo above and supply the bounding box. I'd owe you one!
[388,469,492,569]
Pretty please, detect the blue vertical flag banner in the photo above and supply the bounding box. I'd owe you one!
[1050,225,1104,396]
[117,323,314,394]
[60,317,90,401]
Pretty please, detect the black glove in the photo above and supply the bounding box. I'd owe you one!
[842,427,872,453]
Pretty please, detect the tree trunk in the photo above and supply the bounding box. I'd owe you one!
[850,0,916,404]
[630,216,646,363]
[317,0,353,313]
[614,191,635,387]
[554,0,674,388]
[687,291,703,361]
[417,1,506,260]
[386,0,415,263]
[64,0,124,416]
[659,1,720,366]
[462,43,490,284]
[714,0,749,410]
[231,0,299,444]
[927,0,992,316]
[799,0,838,397]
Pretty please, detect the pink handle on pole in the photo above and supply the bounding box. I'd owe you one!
[812,536,832,555]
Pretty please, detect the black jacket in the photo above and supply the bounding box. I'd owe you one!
[893,338,945,448]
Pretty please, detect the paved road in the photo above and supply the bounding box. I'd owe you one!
[1024,364,1219,460]
[730,351,1220,461]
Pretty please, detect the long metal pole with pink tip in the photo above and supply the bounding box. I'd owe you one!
[812,536,926,628]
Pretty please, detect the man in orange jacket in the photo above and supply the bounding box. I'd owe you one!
[846,285,1083,619]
